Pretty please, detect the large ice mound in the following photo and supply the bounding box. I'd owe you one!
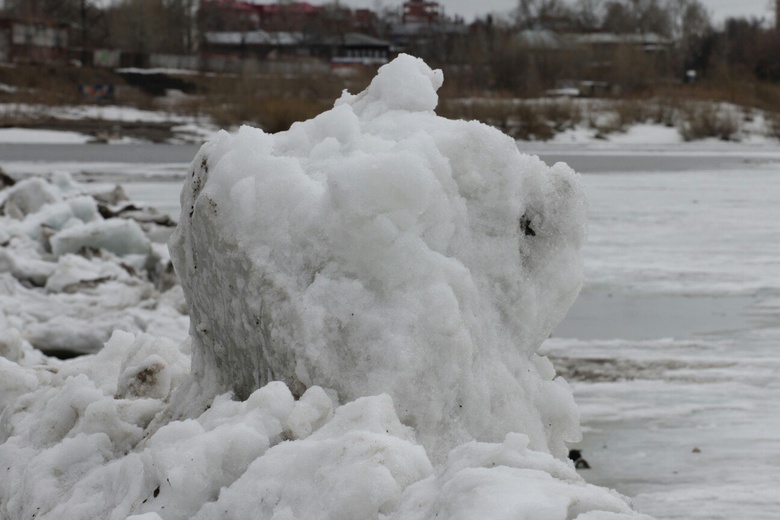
[0,55,654,520]
[170,54,588,460]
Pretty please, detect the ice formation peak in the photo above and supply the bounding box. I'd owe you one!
[336,53,443,115]
[169,54,588,461]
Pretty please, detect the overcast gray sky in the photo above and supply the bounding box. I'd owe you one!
[319,0,774,24]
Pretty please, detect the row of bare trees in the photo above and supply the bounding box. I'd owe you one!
[2,0,779,91]
[511,0,711,36]
[440,0,780,93]
[2,0,197,54]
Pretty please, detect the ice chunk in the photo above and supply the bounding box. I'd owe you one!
[0,327,27,363]
[169,54,588,461]
[336,52,443,117]
[51,218,151,258]
[0,246,55,287]
[16,196,99,241]
[1,177,59,219]
[45,253,131,293]
[285,385,334,440]
[191,394,433,520]
[391,433,653,520]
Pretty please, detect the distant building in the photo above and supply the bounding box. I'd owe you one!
[251,1,321,32]
[0,17,69,64]
[566,32,673,84]
[402,0,442,25]
[515,29,562,49]
[389,0,466,56]
[199,1,384,39]
[777,0,780,30]
[315,33,391,65]
[204,29,302,60]
[569,32,673,53]
[202,29,390,66]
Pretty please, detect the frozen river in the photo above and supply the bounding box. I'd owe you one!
[533,143,780,519]
[3,141,780,518]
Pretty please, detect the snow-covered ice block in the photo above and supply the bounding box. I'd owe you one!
[51,218,151,258]
[391,433,653,520]
[17,196,99,240]
[192,393,433,520]
[44,253,127,293]
[0,177,60,219]
[0,247,56,287]
[170,54,588,460]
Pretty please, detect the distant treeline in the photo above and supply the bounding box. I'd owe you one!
[2,0,780,104]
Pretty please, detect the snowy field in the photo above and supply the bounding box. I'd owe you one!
[2,56,780,519]
[0,103,218,141]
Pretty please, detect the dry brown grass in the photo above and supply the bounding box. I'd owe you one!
[3,63,780,142]
[438,98,583,141]
[191,66,374,132]
[676,102,741,141]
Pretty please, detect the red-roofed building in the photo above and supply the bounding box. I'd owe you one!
[402,0,442,25]
[253,2,320,31]
[200,1,323,32]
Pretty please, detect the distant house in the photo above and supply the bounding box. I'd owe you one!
[0,18,69,64]
[252,1,321,31]
[202,29,390,66]
[314,33,390,65]
[569,32,672,54]
[198,0,322,34]
[200,1,383,37]
[402,0,443,25]
[567,32,673,80]
[388,0,467,56]
[515,29,563,49]
[204,30,304,60]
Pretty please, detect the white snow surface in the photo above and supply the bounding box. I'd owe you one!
[0,55,652,520]
[0,103,219,144]
[0,128,92,144]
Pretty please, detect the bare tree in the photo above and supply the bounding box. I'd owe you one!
[602,0,670,35]
[514,0,575,29]
[574,0,604,30]
[106,0,196,54]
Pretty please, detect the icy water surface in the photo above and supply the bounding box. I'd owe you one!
[0,142,200,163]
[556,291,760,341]
[540,144,780,519]
[1,143,196,217]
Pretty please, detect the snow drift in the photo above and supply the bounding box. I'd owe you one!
[0,55,652,519]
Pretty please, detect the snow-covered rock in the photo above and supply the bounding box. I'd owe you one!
[170,53,588,461]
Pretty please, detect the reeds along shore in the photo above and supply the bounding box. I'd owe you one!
[3,62,780,142]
